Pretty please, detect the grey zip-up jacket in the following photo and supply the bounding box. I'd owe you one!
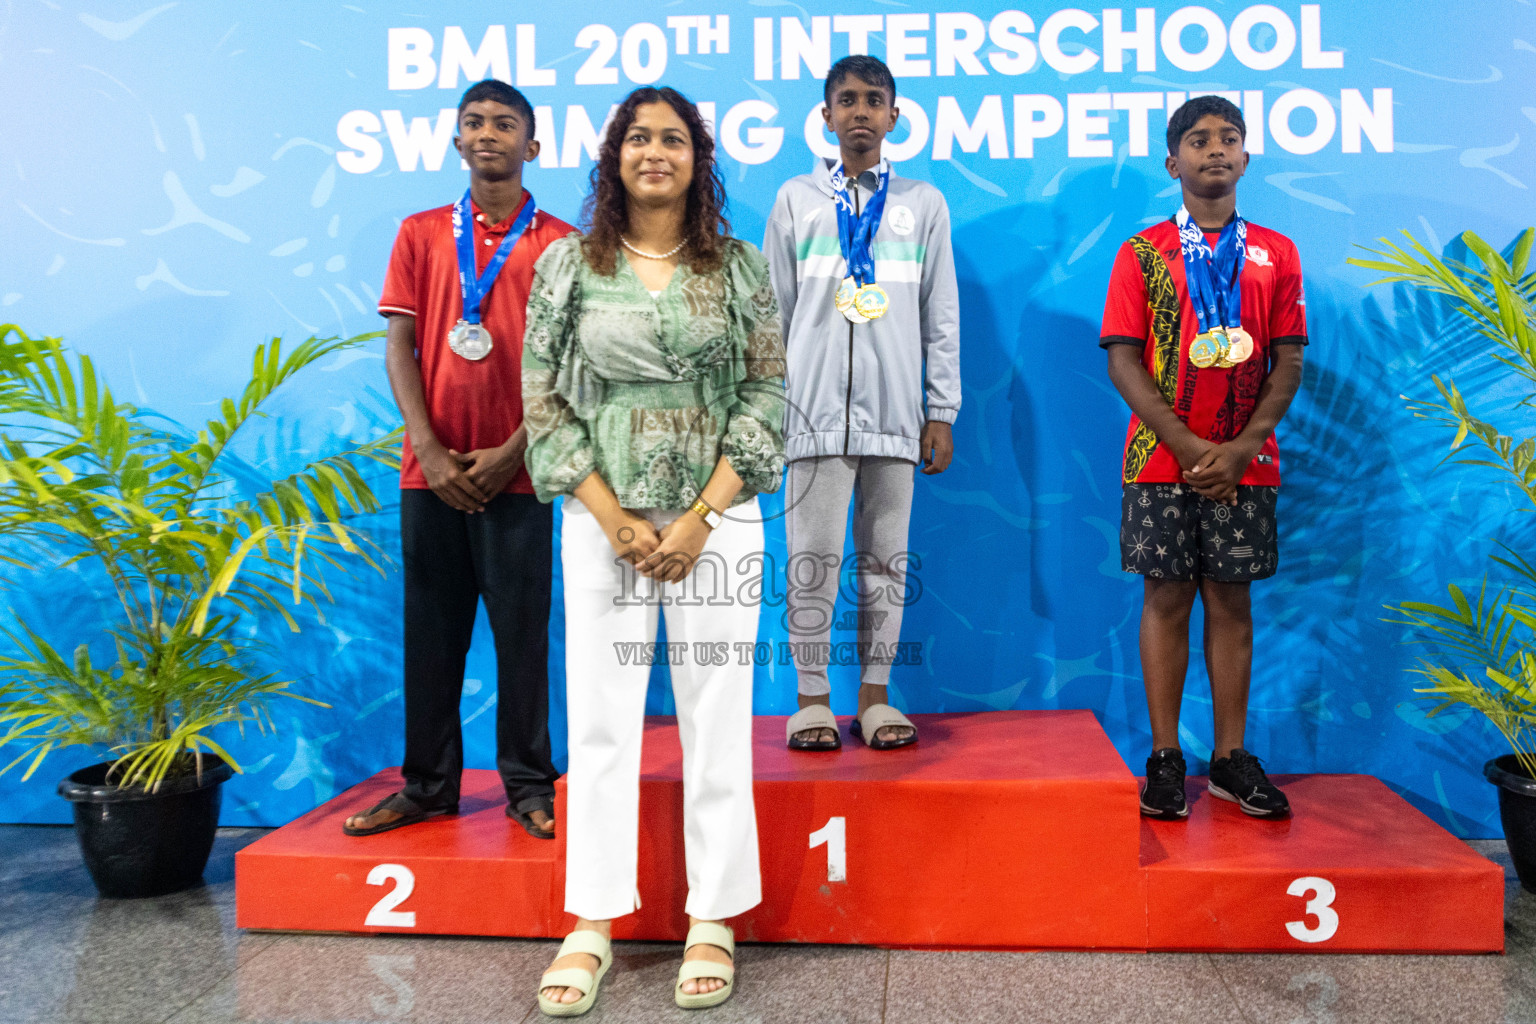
[763,158,961,463]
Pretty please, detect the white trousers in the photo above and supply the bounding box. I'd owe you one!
[561,501,763,922]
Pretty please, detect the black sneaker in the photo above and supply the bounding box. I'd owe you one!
[1140,748,1189,819]
[1208,748,1291,819]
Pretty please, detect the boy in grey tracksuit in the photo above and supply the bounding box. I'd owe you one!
[763,55,961,751]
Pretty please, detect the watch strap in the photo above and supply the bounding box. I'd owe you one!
[690,498,722,529]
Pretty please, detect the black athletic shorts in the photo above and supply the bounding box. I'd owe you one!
[1120,483,1279,582]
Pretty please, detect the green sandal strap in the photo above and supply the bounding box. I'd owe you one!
[556,929,611,963]
[540,967,596,995]
[677,959,735,984]
[683,921,734,957]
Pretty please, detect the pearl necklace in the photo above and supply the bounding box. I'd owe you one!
[621,235,686,260]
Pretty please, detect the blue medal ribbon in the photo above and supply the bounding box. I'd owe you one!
[1175,205,1246,337]
[831,161,889,288]
[452,189,537,325]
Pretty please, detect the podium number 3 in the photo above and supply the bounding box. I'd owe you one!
[366,864,417,928]
[1285,876,1338,943]
[809,817,847,882]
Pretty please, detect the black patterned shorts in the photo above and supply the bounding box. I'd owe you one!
[1120,483,1279,582]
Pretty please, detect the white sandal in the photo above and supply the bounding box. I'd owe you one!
[674,921,735,1010]
[851,703,918,750]
[537,930,611,1017]
[786,704,841,750]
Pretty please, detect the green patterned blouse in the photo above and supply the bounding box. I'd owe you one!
[523,234,787,510]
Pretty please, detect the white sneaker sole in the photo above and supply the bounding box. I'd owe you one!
[1139,787,1189,819]
[1207,782,1288,818]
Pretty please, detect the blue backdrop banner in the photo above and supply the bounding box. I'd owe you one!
[2,1,1534,837]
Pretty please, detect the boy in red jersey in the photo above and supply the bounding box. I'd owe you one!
[1101,96,1306,822]
[343,80,576,839]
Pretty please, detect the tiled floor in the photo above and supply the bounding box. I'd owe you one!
[2,825,1535,1023]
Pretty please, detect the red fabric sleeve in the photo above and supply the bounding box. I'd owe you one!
[1100,240,1149,346]
[378,218,419,318]
[1269,239,1308,343]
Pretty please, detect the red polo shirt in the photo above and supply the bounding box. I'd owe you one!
[1099,219,1307,486]
[378,191,575,493]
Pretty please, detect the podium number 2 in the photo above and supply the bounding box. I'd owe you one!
[1285,876,1338,943]
[366,864,417,928]
[809,817,847,882]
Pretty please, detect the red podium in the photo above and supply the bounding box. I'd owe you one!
[235,711,1504,953]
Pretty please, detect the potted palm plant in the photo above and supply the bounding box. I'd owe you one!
[0,324,398,897]
[1350,228,1536,890]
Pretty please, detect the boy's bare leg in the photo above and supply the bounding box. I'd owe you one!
[1141,578,1200,751]
[1200,579,1253,759]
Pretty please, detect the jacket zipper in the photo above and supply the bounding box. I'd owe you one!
[844,183,859,456]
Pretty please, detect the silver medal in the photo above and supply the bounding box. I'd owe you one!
[448,320,493,361]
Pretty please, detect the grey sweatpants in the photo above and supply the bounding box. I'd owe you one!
[784,455,916,697]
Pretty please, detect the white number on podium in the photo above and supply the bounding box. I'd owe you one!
[809,817,847,882]
[1285,876,1338,943]
[365,863,417,928]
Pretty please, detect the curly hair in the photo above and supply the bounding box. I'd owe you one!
[579,86,730,276]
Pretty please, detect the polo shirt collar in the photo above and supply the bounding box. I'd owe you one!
[469,189,533,233]
[812,156,892,198]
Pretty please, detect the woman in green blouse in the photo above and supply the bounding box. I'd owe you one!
[525,87,785,1016]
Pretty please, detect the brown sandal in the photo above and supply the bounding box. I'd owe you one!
[506,797,556,840]
[342,792,456,837]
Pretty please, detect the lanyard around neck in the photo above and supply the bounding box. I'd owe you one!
[452,190,537,325]
[831,162,889,287]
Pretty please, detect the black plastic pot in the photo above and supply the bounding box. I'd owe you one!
[58,756,234,899]
[1486,754,1536,894]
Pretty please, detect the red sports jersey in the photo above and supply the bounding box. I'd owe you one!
[1099,218,1307,486]
[379,191,575,493]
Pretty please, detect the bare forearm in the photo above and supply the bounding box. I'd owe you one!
[384,317,439,453]
[573,470,623,524]
[1233,347,1303,454]
[699,457,744,512]
[1106,347,1205,465]
[500,423,528,459]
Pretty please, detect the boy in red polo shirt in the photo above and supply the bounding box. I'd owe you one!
[344,80,575,839]
[1101,96,1306,822]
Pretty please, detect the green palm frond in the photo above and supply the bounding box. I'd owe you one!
[1352,229,1536,508]
[0,326,396,790]
[1361,228,1536,775]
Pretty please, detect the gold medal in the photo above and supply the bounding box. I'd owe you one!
[1223,326,1254,365]
[1189,331,1223,369]
[853,283,889,320]
[834,276,857,313]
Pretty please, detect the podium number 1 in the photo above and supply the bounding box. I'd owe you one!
[1285,876,1338,943]
[366,864,417,928]
[809,817,847,882]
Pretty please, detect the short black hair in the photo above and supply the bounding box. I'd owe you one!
[824,55,896,107]
[1166,95,1245,154]
[457,79,536,138]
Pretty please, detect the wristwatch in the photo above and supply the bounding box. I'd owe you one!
[690,497,723,530]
